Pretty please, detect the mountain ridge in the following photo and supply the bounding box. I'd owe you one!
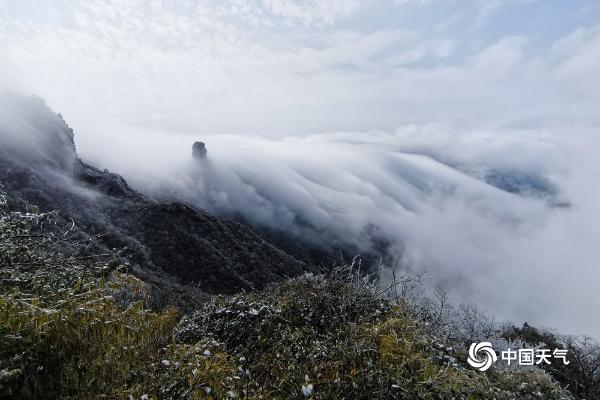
[0,93,324,308]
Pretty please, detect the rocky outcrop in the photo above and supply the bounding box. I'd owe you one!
[192,141,207,159]
[0,92,77,171]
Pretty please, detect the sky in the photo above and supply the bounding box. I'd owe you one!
[1,0,600,137]
[1,0,600,337]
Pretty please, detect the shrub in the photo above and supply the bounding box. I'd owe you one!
[174,271,573,399]
[0,282,178,399]
[0,185,179,398]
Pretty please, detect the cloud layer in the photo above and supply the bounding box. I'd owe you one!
[80,124,598,337]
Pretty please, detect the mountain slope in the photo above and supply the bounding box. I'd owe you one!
[0,93,319,306]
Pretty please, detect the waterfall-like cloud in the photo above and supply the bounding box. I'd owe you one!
[79,123,597,337]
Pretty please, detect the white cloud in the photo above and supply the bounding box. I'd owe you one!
[262,0,363,26]
[392,0,432,6]
[552,25,600,99]
[91,123,599,337]
[471,36,526,77]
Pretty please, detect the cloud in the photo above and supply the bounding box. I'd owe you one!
[95,124,598,338]
[2,2,598,138]
[262,0,363,26]
[392,0,432,6]
[552,25,600,99]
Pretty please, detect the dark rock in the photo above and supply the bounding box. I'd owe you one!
[192,141,207,159]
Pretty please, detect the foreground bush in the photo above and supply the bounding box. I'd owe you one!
[0,281,177,398]
[0,186,178,398]
[170,273,573,400]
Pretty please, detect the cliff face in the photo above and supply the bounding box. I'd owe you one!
[0,93,318,307]
[0,93,77,171]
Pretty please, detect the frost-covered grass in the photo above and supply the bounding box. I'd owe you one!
[0,186,178,398]
[170,272,573,400]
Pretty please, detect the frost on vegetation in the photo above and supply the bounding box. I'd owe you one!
[170,263,576,399]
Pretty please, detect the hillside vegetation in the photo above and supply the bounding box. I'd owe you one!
[0,184,596,399]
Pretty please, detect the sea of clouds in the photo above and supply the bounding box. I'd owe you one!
[66,121,598,338]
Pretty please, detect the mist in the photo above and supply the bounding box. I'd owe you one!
[68,122,597,338]
[1,1,600,337]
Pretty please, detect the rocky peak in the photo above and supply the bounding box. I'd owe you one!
[0,91,77,171]
[192,141,207,159]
